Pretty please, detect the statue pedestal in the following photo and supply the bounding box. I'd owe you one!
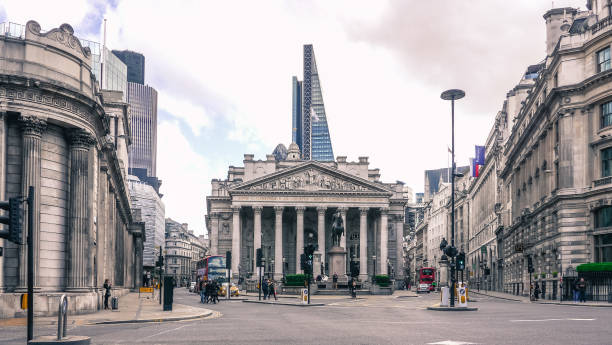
[313,252,322,277]
[328,246,347,279]
[439,259,449,288]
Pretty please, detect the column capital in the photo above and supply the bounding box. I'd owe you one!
[295,206,306,214]
[380,207,389,214]
[18,115,47,137]
[253,206,263,214]
[359,207,369,216]
[210,212,220,219]
[231,205,241,213]
[67,128,96,149]
[316,206,326,214]
[274,206,284,213]
[337,207,348,213]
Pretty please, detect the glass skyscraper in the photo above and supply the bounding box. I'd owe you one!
[292,44,334,161]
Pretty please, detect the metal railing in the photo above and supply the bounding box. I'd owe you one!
[57,294,68,340]
[0,22,26,39]
[580,271,612,302]
[592,16,612,34]
[594,176,612,187]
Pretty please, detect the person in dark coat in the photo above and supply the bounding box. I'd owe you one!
[576,277,587,302]
[534,282,540,300]
[103,279,112,309]
[262,279,269,300]
[268,279,277,301]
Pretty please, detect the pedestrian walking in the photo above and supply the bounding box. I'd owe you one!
[350,279,357,298]
[103,279,112,310]
[262,279,269,300]
[573,279,580,302]
[333,273,338,289]
[269,280,278,301]
[577,277,587,303]
[200,280,207,304]
[534,282,540,300]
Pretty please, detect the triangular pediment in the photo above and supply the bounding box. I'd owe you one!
[230,162,392,195]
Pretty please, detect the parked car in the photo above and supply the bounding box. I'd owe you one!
[417,283,431,293]
[189,281,196,292]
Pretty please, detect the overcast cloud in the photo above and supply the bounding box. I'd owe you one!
[0,0,585,235]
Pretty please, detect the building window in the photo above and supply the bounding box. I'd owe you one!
[597,47,611,72]
[603,147,612,177]
[595,206,612,229]
[602,102,612,128]
[594,233,612,262]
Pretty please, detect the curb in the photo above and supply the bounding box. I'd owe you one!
[470,292,523,303]
[427,305,478,311]
[89,311,213,325]
[242,300,324,307]
[537,301,612,308]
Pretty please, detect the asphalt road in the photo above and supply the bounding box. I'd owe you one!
[2,289,611,345]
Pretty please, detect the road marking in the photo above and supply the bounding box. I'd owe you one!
[141,324,190,339]
[428,341,477,345]
[510,318,595,322]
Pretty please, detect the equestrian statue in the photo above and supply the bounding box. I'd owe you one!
[331,210,344,248]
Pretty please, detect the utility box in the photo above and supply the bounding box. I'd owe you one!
[457,282,468,307]
[163,276,174,311]
[440,287,450,307]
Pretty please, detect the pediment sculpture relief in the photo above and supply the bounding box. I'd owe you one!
[248,168,372,192]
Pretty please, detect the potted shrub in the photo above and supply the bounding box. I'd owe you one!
[540,273,546,279]
[552,271,558,278]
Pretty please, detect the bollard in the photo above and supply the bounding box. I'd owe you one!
[57,294,68,340]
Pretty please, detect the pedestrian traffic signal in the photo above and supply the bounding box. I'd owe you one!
[456,252,465,271]
[304,244,316,258]
[0,197,23,245]
[444,245,458,258]
[226,251,232,269]
[256,248,263,267]
[156,254,164,267]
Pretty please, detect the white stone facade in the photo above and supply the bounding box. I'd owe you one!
[206,153,409,285]
[0,21,143,317]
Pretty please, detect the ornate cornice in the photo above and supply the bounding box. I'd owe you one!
[67,128,96,149]
[26,21,91,59]
[18,115,47,137]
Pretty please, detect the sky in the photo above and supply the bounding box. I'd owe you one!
[0,0,586,236]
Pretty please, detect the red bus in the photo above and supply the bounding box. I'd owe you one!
[418,267,436,293]
[196,255,226,283]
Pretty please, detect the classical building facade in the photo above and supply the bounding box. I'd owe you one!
[0,21,143,317]
[165,219,207,286]
[206,146,408,285]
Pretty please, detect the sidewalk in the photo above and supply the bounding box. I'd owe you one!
[470,289,612,307]
[0,292,215,327]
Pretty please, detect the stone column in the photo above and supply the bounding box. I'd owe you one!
[380,208,389,275]
[359,208,368,281]
[231,206,241,278]
[0,112,5,290]
[339,207,348,249]
[66,129,97,291]
[18,115,46,288]
[253,206,262,273]
[210,213,219,256]
[295,206,305,274]
[317,207,326,265]
[274,206,284,280]
[395,215,404,281]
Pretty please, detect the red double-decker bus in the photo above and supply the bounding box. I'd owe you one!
[418,267,436,293]
[196,255,226,283]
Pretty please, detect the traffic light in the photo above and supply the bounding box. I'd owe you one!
[300,253,307,271]
[226,251,232,269]
[456,252,465,271]
[350,261,359,277]
[527,255,534,273]
[256,248,263,267]
[444,245,458,258]
[0,197,23,245]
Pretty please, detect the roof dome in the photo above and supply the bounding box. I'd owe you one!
[272,144,288,161]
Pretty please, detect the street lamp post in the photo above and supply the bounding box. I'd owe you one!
[441,88,465,307]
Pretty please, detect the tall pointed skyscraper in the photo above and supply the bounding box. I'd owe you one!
[292,44,334,161]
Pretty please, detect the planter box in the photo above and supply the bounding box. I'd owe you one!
[370,285,393,295]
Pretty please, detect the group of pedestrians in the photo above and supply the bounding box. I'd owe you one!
[262,279,277,300]
[199,279,220,304]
